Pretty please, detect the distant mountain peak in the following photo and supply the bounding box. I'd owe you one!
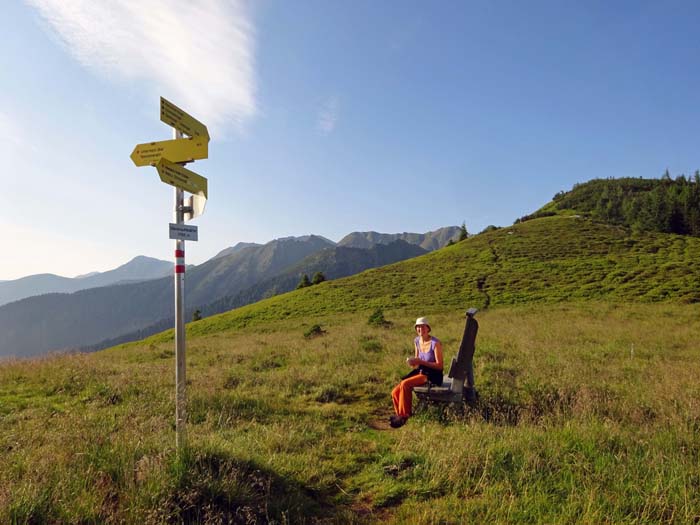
[212,242,262,260]
[274,234,336,245]
[0,256,171,307]
[74,271,100,279]
[338,226,460,251]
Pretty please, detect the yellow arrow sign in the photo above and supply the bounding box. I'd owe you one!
[130,136,208,167]
[155,158,208,198]
[160,97,210,140]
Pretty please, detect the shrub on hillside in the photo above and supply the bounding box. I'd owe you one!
[514,211,557,224]
[303,324,326,338]
[367,308,391,327]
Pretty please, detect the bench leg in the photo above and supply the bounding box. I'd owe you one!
[414,393,427,414]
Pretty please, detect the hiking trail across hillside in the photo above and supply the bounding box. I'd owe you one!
[476,239,502,309]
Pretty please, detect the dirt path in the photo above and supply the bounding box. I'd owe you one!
[367,407,396,430]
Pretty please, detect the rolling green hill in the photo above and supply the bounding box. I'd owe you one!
[2,213,700,523]
[171,215,700,340]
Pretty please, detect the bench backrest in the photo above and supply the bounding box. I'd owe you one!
[447,309,479,387]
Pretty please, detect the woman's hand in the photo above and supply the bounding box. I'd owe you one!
[406,357,420,367]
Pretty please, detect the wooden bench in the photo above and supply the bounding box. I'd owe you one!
[414,308,479,407]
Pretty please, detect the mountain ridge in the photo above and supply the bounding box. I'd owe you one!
[338,226,460,251]
[0,236,339,357]
[0,227,459,357]
[0,256,172,307]
[0,235,435,357]
[81,240,428,352]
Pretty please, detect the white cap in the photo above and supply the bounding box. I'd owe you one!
[414,317,431,331]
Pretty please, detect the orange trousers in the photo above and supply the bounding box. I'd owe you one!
[392,373,427,418]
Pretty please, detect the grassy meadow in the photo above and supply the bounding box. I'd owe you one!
[2,216,700,523]
[1,301,699,523]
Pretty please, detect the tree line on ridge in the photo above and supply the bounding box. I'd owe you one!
[517,172,700,236]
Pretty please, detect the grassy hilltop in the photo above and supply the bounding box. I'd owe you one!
[2,181,700,523]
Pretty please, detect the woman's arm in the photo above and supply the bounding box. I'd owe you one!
[407,340,420,367]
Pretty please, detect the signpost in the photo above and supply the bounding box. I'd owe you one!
[130,137,208,166]
[161,96,210,139]
[131,99,210,454]
[156,158,208,198]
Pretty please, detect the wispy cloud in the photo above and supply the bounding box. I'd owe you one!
[317,96,339,134]
[0,112,24,149]
[0,110,36,158]
[26,0,256,137]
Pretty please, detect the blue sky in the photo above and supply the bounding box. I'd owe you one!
[3,1,700,280]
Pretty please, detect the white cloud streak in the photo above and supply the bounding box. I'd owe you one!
[26,0,256,137]
[317,96,339,134]
[0,110,38,162]
[0,112,24,150]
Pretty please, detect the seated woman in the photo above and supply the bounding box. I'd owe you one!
[390,317,443,428]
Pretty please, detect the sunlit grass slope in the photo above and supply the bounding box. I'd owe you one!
[2,216,700,523]
[166,215,700,340]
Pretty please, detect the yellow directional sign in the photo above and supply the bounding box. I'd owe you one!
[130,136,208,167]
[160,97,210,140]
[155,158,208,198]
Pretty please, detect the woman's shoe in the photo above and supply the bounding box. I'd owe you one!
[389,415,407,428]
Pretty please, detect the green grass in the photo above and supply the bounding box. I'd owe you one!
[2,303,700,523]
[2,217,700,523]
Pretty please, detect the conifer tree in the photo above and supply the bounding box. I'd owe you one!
[459,222,468,241]
[296,274,311,289]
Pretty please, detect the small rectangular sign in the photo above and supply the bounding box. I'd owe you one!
[169,223,198,241]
